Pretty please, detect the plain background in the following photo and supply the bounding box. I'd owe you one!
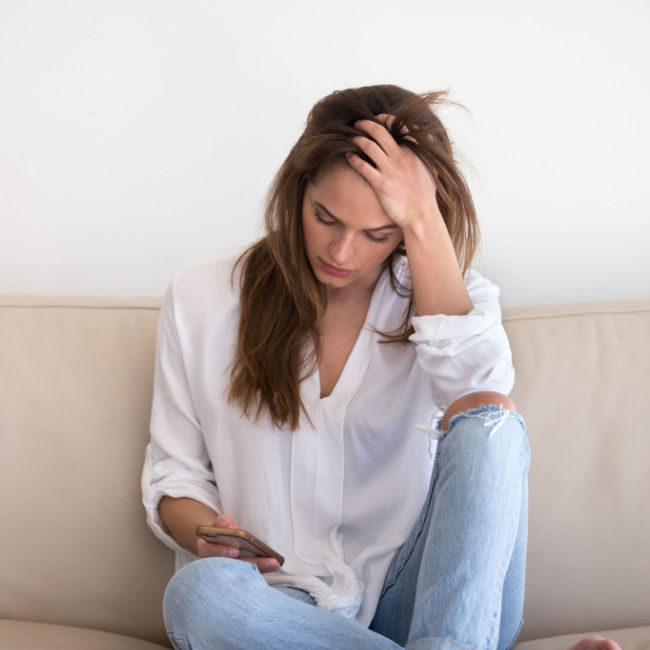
[1,0,648,308]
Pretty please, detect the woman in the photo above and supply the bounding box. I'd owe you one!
[142,85,620,650]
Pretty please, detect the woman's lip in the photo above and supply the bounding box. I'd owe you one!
[320,259,351,278]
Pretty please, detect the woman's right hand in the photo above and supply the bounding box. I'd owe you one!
[196,513,281,574]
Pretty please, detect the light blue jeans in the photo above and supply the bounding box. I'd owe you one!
[163,406,529,650]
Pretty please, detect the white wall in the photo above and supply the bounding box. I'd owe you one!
[1,0,648,307]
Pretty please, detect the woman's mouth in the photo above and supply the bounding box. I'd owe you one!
[320,259,351,278]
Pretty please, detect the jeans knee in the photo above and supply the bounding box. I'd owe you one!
[438,405,529,474]
[441,391,517,432]
[163,558,260,636]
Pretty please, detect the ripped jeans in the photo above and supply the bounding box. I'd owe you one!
[163,406,530,650]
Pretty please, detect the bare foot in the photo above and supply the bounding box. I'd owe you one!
[568,634,622,650]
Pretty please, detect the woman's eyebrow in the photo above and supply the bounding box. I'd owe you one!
[365,223,400,233]
[313,201,340,222]
[313,200,399,232]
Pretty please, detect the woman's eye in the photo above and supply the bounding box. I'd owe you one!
[315,211,390,243]
[366,232,390,244]
[315,213,337,227]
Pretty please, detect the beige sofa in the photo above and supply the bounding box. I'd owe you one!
[1,296,649,649]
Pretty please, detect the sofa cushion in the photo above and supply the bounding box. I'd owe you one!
[513,625,650,650]
[0,619,169,649]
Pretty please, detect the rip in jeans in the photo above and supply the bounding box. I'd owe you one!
[417,404,514,456]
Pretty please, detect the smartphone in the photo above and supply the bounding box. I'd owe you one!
[195,525,284,566]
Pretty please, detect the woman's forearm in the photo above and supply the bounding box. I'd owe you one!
[402,214,473,317]
[159,496,219,556]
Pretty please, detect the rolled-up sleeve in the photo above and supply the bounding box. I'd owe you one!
[409,269,514,411]
[141,282,222,552]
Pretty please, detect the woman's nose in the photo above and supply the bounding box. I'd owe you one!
[329,231,355,264]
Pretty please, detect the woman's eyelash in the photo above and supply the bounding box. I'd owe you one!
[314,212,390,244]
[366,233,390,243]
[315,212,336,226]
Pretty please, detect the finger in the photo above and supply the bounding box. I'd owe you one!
[196,538,241,559]
[350,134,387,168]
[214,513,239,528]
[379,113,420,147]
[374,113,398,131]
[354,119,401,157]
[197,539,280,573]
[239,556,281,573]
[345,151,382,186]
[375,113,417,144]
[373,113,412,138]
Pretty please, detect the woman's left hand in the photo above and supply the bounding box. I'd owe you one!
[345,114,441,232]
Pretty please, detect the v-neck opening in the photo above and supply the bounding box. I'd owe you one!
[316,270,387,403]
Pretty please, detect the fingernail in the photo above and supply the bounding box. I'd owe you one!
[228,548,239,558]
[264,559,278,570]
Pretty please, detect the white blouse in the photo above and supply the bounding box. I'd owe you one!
[141,249,514,626]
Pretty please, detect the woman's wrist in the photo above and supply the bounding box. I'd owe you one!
[402,213,473,317]
[400,206,447,241]
[159,496,219,556]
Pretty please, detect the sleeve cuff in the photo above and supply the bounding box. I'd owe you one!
[141,444,222,554]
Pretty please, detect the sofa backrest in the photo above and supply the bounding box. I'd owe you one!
[0,297,173,646]
[1,297,649,644]
[504,301,650,641]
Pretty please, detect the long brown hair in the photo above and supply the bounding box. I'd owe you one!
[228,85,479,430]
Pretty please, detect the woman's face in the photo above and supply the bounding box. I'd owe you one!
[301,164,403,295]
